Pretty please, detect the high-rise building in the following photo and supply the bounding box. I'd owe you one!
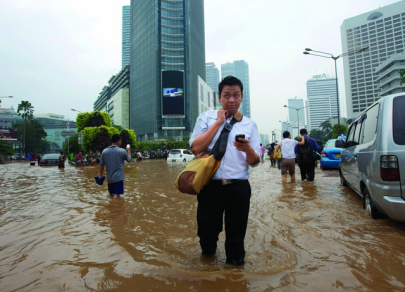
[130,0,205,141]
[306,74,338,130]
[341,1,405,118]
[375,52,405,97]
[198,76,215,114]
[122,5,131,68]
[205,62,219,93]
[221,60,251,118]
[287,97,305,136]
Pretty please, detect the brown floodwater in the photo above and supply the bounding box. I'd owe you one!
[1,159,405,292]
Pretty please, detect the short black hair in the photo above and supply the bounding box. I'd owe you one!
[60,151,63,154]
[112,134,122,143]
[218,76,243,95]
[300,129,308,135]
[283,131,290,138]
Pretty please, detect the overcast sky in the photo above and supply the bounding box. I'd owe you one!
[0,0,402,139]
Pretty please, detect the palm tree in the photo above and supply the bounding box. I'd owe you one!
[17,101,34,156]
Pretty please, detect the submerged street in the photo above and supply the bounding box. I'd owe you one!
[1,160,405,292]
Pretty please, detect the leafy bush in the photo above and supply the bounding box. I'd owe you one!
[120,129,137,149]
[77,111,112,132]
[82,126,120,151]
[0,140,14,155]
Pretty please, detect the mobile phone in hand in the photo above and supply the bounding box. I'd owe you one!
[126,144,130,149]
[235,134,245,142]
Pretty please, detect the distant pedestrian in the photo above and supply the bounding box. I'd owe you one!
[260,143,265,163]
[99,134,131,198]
[75,152,85,166]
[37,153,41,165]
[295,129,319,181]
[275,131,305,183]
[58,151,66,168]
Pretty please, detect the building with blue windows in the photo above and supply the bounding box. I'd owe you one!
[130,0,206,141]
[220,60,251,118]
[122,5,131,68]
[205,62,219,93]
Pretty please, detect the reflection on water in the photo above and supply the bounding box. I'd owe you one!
[1,160,405,291]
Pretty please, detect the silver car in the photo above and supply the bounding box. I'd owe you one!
[336,93,405,222]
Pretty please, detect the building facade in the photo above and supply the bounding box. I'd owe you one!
[306,74,338,130]
[205,62,219,93]
[198,76,215,114]
[287,97,305,128]
[341,1,405,118]
[34,114,77,150]
[375,52,405,97]
[122,5,131,68]
[220,60,251,118]
[107,88,130,129]
[93,65,130,114]
[130,0,205,141]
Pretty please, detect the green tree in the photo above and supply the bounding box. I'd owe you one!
[0,140,14,155]
[63,134,79,155]
[400,69,405,86]
[309,129,323,141]
[17,101,34,155]
[331,124,348,139]
[346,118,354,125]
[13,119,47,154]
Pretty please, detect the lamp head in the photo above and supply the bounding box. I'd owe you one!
[358,46,369,52]
[305,48,312,51]
[283,105,287,107]
[303,52,310,55]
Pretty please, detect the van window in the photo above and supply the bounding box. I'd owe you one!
[393,95,405,145]
[346,122,360,147]
[361,104,379,144]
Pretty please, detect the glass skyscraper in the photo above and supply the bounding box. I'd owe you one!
[122,5,131,68]
[205,62,219,93]
[341,1,405,118]
[220,60,251,118]
[305,74,338,131]
[130,0,205,141]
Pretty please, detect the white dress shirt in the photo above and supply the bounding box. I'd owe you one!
[189,110,262,180]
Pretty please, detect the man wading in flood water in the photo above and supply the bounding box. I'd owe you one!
[189,76,261,265]
[99,134,131,198]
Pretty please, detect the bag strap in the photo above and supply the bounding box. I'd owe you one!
[209,116,240,161]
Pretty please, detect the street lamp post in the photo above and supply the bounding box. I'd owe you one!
[71,109,82,113]
[284,105,308,138]
[303,46,368,126]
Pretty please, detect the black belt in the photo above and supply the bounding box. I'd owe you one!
[211,179,246,185]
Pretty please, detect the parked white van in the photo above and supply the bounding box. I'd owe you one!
[336,93,405,221]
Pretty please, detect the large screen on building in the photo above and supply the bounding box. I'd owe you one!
[162,70,184,115]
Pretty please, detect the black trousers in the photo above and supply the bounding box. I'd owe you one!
[299,160,315,181]
[197,179,251,265]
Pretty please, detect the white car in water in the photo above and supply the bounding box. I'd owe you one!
[167,149,194,163]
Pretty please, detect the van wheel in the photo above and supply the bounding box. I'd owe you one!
[363,188,384,220]
[339,169,347,186]
[183,158,186,162]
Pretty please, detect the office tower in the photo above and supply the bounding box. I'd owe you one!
[375,53,405,96]
[205,62,219,93]
[130,0,205,141]
[306,74,338,131]
[122,5,131,68]
[220,60,251,118]
[287,97,305,134]
[341,1,405,118]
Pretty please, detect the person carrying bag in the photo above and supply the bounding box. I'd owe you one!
[183,76,262,266]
